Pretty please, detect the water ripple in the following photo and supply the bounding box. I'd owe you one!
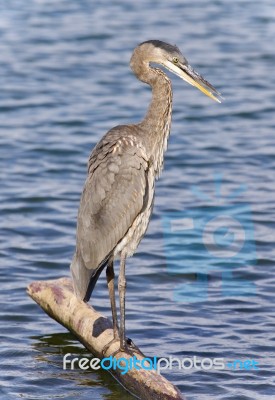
[1,1,275,399]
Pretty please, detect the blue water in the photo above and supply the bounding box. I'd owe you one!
[1,1,275,399]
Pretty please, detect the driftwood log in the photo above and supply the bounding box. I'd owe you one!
[27,277,185,400]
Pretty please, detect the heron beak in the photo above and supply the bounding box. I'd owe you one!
[166,61,222,103]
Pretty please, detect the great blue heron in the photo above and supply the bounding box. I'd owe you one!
[70,40,221,353]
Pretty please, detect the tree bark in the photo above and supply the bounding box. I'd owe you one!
[27,277,186,400]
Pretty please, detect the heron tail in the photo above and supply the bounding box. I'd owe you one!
[70,253,107,302]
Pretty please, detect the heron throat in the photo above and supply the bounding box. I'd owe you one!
[139,67,173,178]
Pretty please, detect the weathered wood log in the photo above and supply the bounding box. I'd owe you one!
[27,277,186,400]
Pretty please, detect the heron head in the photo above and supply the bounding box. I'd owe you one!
[135,40,222,103]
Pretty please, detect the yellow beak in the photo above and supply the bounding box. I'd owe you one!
[165,61,222,103]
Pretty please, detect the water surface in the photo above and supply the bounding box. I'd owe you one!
[1,1,275,399]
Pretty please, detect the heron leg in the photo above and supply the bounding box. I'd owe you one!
[118,253,127,350]
[103,255,136,357]
[106,260,119,339]
[102,260,120,356]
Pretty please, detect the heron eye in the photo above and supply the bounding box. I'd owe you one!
[173,57,179,64]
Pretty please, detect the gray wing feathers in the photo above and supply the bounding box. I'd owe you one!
[76,134,149,270]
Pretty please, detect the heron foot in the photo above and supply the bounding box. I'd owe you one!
[111,337,144,358]
[102,336,120,357]
[111,344,134,358]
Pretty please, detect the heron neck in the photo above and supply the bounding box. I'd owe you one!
[140,67,173,176]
